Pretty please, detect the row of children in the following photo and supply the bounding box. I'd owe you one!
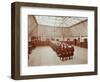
[50,42,74,61]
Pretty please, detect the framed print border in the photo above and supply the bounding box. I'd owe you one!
[11,2,98,80]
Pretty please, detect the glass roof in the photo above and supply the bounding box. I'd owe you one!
[35,16,87,27]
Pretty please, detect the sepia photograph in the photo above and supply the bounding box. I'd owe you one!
[28,15,88,66]
[11,2,97,79]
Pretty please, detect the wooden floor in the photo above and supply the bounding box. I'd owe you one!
[28,46,87,66]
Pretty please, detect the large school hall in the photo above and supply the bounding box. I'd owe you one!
[28,15,88,66]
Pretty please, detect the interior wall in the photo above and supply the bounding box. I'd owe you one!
[37,24,71,41]
[28,15,38,41]
[70,20,88,37]
[37,21,87,41]
[28,16,87,42]
[69,20,88,41]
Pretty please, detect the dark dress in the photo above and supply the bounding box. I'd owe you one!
[70,46,74,56]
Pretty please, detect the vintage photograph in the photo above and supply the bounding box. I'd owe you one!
[28,15,88,66]
[11,2,97,79]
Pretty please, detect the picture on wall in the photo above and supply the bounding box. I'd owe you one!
[11,2,97,80]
